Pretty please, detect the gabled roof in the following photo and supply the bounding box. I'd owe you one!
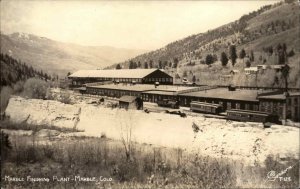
[69,69,162,79]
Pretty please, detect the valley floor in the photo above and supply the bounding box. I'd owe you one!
[1,96,299,188]
[4,94,299,165]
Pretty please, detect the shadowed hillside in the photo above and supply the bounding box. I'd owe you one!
[0,53,50,88]
[0,32,148,77]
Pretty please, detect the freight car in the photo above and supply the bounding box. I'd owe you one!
[226,109,279,123]
[190,101,223,114]
[157,99,179,109]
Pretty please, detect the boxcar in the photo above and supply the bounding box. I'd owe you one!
[190,101,223,114]
[157,99,179,109]
[226,109,279,123]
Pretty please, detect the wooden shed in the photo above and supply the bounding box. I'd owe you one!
[119,96,143,110]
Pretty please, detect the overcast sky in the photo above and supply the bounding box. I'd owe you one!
[1,0,280,50]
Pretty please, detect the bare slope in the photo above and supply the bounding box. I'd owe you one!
[0,32,147,76]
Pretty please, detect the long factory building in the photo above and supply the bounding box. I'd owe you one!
[69,69,300,121]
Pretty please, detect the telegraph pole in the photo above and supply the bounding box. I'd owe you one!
[282,63,290,125]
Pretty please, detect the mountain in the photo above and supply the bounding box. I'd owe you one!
[0,32,147,77]
[109,0,300,87]
[0,53,50,88]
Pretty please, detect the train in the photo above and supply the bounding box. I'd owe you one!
[190,101,279,123]
[190,101,223,114]
[157,99,179,109]
[226,109,279,123]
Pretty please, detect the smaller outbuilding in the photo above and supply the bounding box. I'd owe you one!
[119,96,143,110]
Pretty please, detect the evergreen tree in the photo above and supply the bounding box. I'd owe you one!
[144,62,149,69]
[205,54,213,65]
[149,60,153,68]
[192,75,196,83]
[116,64,121,69]
[133,62,138,69]
[129,61,134,69]
[277,43,287,64]
[287,49,295,57]
[245,58,251,68]
[220,52,229,66]
[268,46,273,56]
[239,49,246,59]
[173,58,179,68]
[229,45,237,66]
[158,60,162,69]
[250,50,254,62]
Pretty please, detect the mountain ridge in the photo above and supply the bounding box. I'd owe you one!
[0,32,148,77]
[107,0,300,87]
[108,1,299,69]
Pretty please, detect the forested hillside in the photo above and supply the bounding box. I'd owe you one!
[109,0,300,87]
[0,53,51,88]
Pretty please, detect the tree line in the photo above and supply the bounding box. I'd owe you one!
[0,53,51,88]
[116,57,180,70]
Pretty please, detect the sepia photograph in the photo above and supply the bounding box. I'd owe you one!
[0,0,299,188]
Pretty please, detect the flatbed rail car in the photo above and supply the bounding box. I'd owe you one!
[190,101,223,114]
[226,109,279,123]
[157,99,180,109]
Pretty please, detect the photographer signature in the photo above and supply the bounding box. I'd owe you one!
[266,165,293,182]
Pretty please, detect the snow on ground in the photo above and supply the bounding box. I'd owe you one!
[5,96,81,129]
[4,96,299,165]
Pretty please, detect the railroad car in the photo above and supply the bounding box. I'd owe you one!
[190,101,223,114]
[157,99,179,109]
[226,109,279,123]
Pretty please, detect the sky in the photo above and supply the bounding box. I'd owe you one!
[1,0,280,50]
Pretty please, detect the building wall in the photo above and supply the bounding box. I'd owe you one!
[288,96,300,121]
[85,85,299,121]
[71,77,143,86]
[259,96,300,121]
[141,93,177,103]
[86,87,142,98]
[70,76,173,86]
[259,99,284,119]
[69,70,173,86]
[177,96,259,110]
[142,70,173,85]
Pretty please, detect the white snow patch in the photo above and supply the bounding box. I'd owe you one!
[5,96,81,129]
[5,96,299,165]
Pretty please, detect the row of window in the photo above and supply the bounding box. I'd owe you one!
[144,78,172,82]
[89,77,174,83]
[87,88,139,97]
[112,78,142,82]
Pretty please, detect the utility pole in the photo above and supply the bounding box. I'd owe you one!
[282,64,290,125]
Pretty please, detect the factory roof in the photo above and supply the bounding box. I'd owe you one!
[179,88,261,102]
[68,69,170,79]
[88,84,199,92]
[258,92,300,100]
